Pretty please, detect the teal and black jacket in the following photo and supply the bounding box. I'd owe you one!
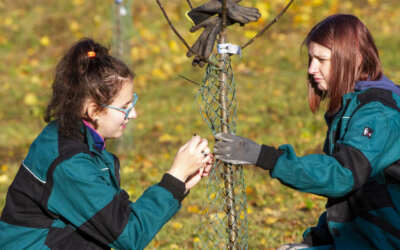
[0,121,186,250]
[256,76,400,249]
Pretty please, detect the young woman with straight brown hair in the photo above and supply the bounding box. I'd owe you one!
[214,14,400,249]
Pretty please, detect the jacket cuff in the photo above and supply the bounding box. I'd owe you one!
[158,173,187,202]
[255,145,284,170]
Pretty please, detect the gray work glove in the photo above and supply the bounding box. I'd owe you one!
[214,133,261,165]
[187,16,222,67]
[186,0,260,66]
[188,0,261,26]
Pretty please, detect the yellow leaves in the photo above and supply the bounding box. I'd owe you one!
[136,122,144,130]
[244,30,257,39]
[139,28,155,41]
[171,222,183,229]
[265,217,278,225]
[30,59,39,67]
[39,36,50,47]
[255,2,270,21]
[0,175,8,184]
[0,35,7,45]
[159,133,178,143]
[130,47,145,61]
[150,44,161,54]
[4,17,13,27]
[169,244,180,249]
[151,68,167,80]
[31,75,40,85]
[72,0,84,6]
[187,205,200,214]
[274,196,283,203]
[1,164,8,172]
[382,22,391,36]
[300,130,312,142]
[209,212,225,220]
[245,186,255,195]
[293,13,311,25]
[273,89,282,97]
[122,166,134,174]
[24,93,38,106]
[93,15,101,25]
[260,238,267,245]
[168,40,179,53]
[246,116,262,124]
[27,48,36,56]
[127,188,135,196]
[162,152,171,160]
[175,124,184,133]
[311,0,323,7]
[69,21,80,32]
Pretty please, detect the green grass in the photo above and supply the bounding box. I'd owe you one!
[1,0,400,249]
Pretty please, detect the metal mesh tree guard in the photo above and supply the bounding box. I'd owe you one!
[195,55,248,249]
[155,1,293,248]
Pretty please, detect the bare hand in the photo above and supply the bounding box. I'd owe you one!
[185,154,214,190]
[168,135,211,183]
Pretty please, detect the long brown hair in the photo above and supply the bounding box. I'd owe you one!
[45,38,135,137]
[304,14,382,113]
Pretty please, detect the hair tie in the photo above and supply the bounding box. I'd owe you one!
[87,51,96,58]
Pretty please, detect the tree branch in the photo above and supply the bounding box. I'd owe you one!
[155,0,217,67]
[186,0,193,9]
[241,0,294,50]
[178,74,201,86]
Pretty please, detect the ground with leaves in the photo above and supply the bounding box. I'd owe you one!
[1,0,400,249]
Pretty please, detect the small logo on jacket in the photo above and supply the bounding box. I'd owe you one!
[362,127,373,138]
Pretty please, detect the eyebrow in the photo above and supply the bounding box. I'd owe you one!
[309,54,331,59]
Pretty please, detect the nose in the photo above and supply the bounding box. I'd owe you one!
[308,58,318,75]
[128,107,137,119]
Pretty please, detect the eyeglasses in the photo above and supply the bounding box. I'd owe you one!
[102,93,138,120]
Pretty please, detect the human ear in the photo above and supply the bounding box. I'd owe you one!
[85,100,101,121]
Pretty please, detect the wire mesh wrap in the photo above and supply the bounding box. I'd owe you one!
[195,56,248,249]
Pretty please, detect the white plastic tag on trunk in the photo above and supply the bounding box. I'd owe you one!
[217,43,241,57]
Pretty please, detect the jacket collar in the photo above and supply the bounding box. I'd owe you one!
[82,120,105,152]
[354,75,400,97]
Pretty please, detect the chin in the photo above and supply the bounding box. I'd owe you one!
[318,83,328,91]
[105,132,124,139]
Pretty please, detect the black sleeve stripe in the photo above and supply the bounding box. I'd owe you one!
[0,164,53,228]
[158,173,186,202]
[112,154,121,186]
[77,190,131,245]
[333,143,372,191]
[255,145,284,170]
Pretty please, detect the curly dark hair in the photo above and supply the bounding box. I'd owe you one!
[45,38,135,137]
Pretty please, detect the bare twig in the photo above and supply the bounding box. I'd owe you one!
[186,0,193,9]
[155,0,217,67]
[178,74,201,86]
[221,0,228,32]
[241,0,294,49]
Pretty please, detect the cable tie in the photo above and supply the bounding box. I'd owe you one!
[217,43,241,57]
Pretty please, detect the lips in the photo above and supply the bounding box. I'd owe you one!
[313,76,323,82]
